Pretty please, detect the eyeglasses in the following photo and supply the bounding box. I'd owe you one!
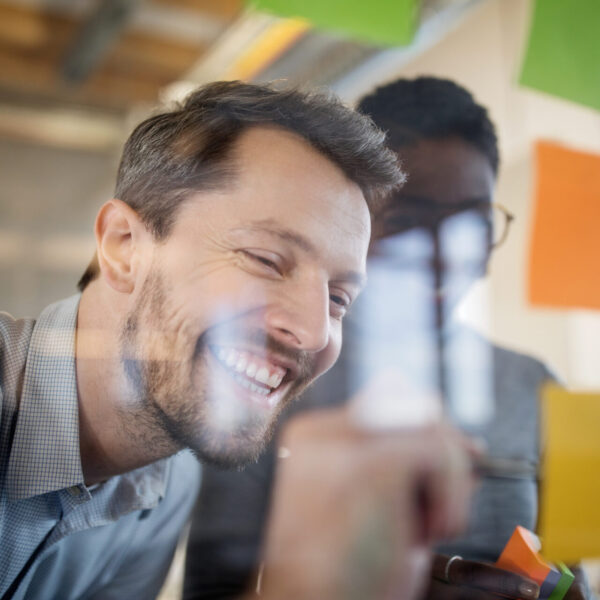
[489,202,515,248]
[376,198,515,250]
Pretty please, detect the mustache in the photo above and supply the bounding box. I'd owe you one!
[197,327,314,382]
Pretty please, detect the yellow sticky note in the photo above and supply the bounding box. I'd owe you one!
[539,385,600,563]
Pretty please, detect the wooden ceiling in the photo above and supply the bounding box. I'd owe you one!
[0,0,245,113]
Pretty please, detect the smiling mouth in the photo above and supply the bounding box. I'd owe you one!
[210,346,289,400]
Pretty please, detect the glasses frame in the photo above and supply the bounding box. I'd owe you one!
[490,202,515,249]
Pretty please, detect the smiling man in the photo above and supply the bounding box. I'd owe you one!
[0,81,474,600]
[81,125,372,477]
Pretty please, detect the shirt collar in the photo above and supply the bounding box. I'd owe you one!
[7,295,82,500]
[6,295,169,506]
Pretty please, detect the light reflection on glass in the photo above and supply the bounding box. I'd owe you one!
[440,210,494,429]
[351,209,494,431]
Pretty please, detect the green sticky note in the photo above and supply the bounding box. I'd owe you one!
[519,0,600,112]
[248,0,418,46]
[547,563,574,600]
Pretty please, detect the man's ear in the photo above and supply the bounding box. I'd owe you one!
[94,199,148,294]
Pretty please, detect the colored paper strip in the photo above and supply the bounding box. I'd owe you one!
[528,141,600,310]
[519,0,600,111]
[247,0,418,46]
[538,385,600,563]
[225,18,310,81]
[547,563,574,600]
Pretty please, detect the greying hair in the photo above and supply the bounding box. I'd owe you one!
[78,80,404,291]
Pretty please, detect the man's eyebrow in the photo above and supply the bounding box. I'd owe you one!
[245,219,316,253]
[240,219,367,289]
[334,270,367,290]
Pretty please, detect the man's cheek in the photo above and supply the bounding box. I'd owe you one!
[314,335,342,380]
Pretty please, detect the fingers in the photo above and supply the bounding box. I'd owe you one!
[432,555,540,600]
[266,411,477,600]
[377,423,475,543]
[339,412,476,543]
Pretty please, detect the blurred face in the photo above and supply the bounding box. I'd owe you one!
[121,127,370,467]
[371,137,496,310]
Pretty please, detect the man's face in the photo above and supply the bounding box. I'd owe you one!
[371,137,496,311]
[121,127,370,467]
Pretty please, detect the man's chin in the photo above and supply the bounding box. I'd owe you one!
[187,425,273,469]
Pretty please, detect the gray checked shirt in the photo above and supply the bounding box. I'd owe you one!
[0,295,201,599]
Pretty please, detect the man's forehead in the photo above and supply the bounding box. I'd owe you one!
[397,137,494,201]
[234,126,316,162]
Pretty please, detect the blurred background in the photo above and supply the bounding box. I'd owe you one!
[1,0,599,387]
[0,0,598,596]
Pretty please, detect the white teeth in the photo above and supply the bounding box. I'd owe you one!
[246,363,258,378]
[225,350,237,367]
[214,347,286,395]
[233,372,269,396]
[267,372,283,388]
[255,367,270,385]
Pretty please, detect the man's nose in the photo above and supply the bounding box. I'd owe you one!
[265,283,330,353]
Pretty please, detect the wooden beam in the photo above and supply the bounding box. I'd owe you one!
[104,31,205,77]
[152,0,244,21]
[61,0,140,83]
[0,3,50,49]
[0,3,209,109]
[0,49,168,109]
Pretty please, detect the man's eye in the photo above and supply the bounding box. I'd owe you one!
[241,250,283,275]
[329,293,350,318]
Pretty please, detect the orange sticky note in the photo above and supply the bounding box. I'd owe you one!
[496,526,553,585]
[528,141,600,310]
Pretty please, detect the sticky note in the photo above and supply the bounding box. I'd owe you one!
[538,385,600,563]
[548,564,574,600]
[496,526,574,600]
[496,526,555,588]
[528,141,600,310]
[519,0,600,111]
[247,0,418,46]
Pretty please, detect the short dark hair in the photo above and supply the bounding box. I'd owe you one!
[357,76,499,174]
[78,80,403,291]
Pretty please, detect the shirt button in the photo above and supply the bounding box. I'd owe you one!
[68,486,82,497]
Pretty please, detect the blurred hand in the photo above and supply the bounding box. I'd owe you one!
[257,403,478,600]
[426,554,540,599]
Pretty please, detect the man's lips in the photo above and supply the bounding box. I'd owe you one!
[209,345,291,405]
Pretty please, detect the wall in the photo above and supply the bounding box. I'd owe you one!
[0,138,118,317]
[349,0,600,385]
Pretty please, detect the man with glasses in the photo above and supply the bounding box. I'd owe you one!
[184,78,589,599]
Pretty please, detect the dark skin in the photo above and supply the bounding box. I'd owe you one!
[372,135,494,312]
[376,137,587,600]
[427,555,587,599]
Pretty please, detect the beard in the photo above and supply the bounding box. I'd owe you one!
[119,270,314,468]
